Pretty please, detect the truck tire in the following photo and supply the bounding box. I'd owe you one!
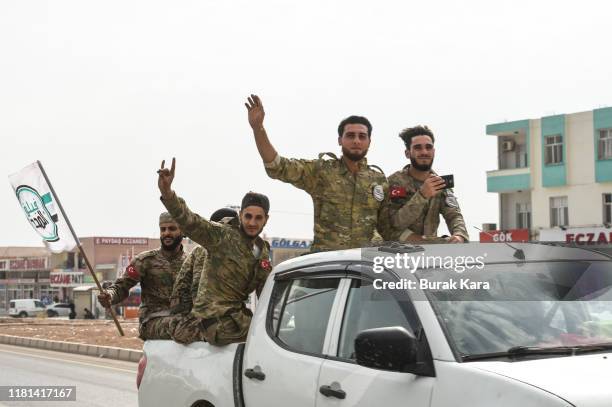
[18,311,28,318]
[232,343,246,407]
[47,310,58,317]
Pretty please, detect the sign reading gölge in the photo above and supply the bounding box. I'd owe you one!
[9,162,77,253]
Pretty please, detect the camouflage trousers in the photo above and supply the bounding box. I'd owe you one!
[139,316,177,340]
[171,308,252,346]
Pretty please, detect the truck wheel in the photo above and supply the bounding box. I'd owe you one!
[47,310,58,317]
[18,311,28,318]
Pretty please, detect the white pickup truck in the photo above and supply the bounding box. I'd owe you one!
[138,242,612,407]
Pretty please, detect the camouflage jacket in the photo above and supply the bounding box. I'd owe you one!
[265,153,391,252]
[170,245,208,315]
[162,193,272,320]
[386,165,469,241]
[106,247,186,323]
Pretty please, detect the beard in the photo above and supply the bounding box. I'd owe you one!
[160,235,183,251]
[410,154,434,171]
[342,146,368,162]
[240,224,263,238]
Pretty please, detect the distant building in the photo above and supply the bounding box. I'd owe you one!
[484,107,612,244]
[0,236,199,311]
[0,246,53,310]
[2,234,311,311]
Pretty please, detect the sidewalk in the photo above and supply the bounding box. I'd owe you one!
[0,334,142,362]
[0,317,142,362]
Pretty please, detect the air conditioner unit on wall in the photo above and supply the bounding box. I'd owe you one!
[502,140,515,151]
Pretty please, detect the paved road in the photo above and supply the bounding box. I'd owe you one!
[0,343,138,406]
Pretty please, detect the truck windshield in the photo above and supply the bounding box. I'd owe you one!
[418,260,612,360]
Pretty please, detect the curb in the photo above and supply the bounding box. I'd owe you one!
[0,334,142,363]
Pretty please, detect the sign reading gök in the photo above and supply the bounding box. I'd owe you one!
[15,185,59,242]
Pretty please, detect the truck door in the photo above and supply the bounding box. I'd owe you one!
[316,274,435,407]
[242,272,345,407]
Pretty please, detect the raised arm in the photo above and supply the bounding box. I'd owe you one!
[157,158,224,248]
[246,94,278,163]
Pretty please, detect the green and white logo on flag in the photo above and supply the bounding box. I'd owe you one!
[9,162,77,253]
[15,185,59,242]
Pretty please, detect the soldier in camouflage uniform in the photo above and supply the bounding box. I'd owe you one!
[170,208,238,315]
[245,94,391,252]
[386,125,468,243]
[97,212,186,340]
[158,158,272,345]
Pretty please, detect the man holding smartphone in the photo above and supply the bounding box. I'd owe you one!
[385,125,468,243]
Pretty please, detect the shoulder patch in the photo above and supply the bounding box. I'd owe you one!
[372,184,385,202]
[125,264,140,280]
[390,185,407,199]
[444,190,460,208]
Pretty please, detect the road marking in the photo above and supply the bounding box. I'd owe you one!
[0,347,137,374]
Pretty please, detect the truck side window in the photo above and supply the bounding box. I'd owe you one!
[338,279,417,360]
[269,278,340,355]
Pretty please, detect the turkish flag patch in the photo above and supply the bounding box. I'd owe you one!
[390,186,407,198]
[126,265,140,280]
[260,259,272,271]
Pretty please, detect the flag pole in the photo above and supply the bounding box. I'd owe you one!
[36,161,124,336]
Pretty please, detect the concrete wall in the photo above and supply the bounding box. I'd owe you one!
[529,111,612,229]
[566,110,595,186]
[500,191,531,230]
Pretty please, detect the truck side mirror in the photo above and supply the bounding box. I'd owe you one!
[354,326,418,373]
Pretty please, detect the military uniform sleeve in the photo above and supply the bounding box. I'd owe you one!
[376,186,396,241]
[440,190,469,241]
[264,154,319,194]
[106,257,142,305]
[256,243,272,298]
[389,189,429,231]
[161,192,226,248]
[170,250,196,314]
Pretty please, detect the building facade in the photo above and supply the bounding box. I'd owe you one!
[2,234,310,312]
[0,247,55,310]
[485,107,612,243]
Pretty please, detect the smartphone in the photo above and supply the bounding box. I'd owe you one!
[440,174,454,189]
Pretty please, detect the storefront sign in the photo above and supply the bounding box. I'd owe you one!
[269,238,312,249]
[479,229,530,243]
[94,237,149,246]
[50,271,84,287]
[539,227,612,244]
[4,258,47,270]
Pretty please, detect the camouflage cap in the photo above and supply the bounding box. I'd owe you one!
[159,212,175,225]
[241,192,270,214]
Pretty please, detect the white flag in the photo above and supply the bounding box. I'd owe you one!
[9,161,77,253]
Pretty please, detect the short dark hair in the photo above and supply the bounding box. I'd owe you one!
[241,191,270,215]
[399,125,435,148]
[337,116,372,138]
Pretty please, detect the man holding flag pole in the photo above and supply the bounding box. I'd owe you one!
[8,161,125,337]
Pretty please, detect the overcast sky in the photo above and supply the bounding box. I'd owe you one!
[2,1,611,247]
